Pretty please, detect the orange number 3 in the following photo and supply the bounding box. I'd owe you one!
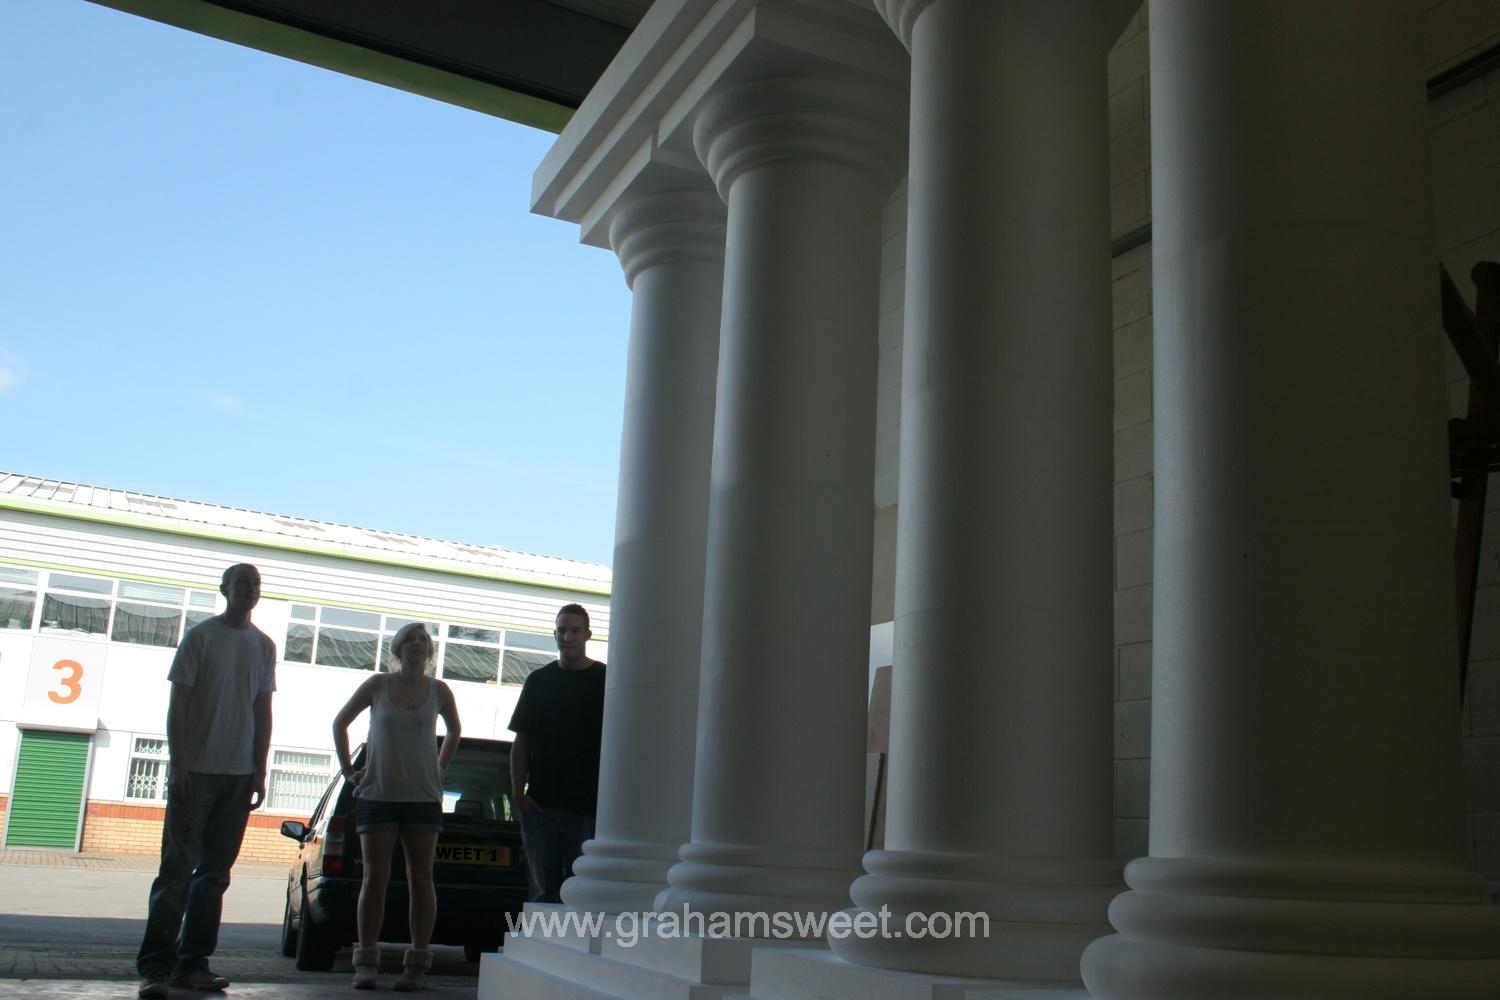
[49,659,84,705]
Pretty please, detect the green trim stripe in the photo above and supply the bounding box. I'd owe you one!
[0,494,611,598]
[0,556,217,595]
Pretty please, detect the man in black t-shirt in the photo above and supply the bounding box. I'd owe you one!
[508,603,606,903]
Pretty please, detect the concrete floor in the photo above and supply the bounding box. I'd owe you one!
[0,849,481,1000]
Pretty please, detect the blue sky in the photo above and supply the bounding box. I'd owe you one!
[0,0,633,567]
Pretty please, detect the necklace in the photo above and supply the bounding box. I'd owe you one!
[393,675,425,709]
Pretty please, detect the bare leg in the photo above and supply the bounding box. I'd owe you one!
[400,829,439,950]
[357,830,399,950]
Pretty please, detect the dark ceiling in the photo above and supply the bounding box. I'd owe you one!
[90,0,655,132]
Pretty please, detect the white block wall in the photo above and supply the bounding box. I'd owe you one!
[868,0,1500,881]
[1431,3,1500,884]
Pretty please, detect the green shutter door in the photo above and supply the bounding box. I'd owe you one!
[4,730,91,849]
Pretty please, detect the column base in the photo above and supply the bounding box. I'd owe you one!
[564,838,682,914]
[829,849,1121,980]
[480,916,825,1000]
[659,841,865,919]
[1079,857,1500,999]
[747,947,1089,1000]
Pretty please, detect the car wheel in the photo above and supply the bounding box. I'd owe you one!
[293,893,337,971]
[280,895,299,957]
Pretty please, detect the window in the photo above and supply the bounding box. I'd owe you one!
[440,740,514,823]
[266,749,334,814]
[0,568,216,641]
[109,581,219,648]
[276,603,599,684]
[112,599,181,647]
[126,737,170,802]
[39,572,113,636]
[287,605,443,673]
[185,591,217,631]
[317,628,379,670]
[0,565,38,630]
[501,630,555,685]
[442,625,501,684]
[315,607,381,670]
[434,625,554,686]
[284,604,316,663]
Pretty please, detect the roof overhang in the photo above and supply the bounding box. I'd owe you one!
[86,0,653,132]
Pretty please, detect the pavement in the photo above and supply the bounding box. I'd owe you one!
[0,849,481,999]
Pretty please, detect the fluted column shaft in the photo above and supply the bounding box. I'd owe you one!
[657,75,905,918]
[829,0,1121,982]
[1081,2,1500,996]
[561,190,726,914]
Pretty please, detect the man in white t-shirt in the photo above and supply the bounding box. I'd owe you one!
[136,563,276,999]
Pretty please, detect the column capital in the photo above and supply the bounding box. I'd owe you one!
[533,2,906,249]
[692,75,907,199]
[609,188,727,288]
[877,0,1141,53]
[873,0,936,49]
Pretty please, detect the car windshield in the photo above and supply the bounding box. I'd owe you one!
[439,741,515,824]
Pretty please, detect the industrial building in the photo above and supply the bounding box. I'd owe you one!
[0,471,609,863]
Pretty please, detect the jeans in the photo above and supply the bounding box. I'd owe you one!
[136,772,253,977]
[519,808,595,904]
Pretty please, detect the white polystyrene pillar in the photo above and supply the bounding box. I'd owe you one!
[1080,2,1500,996]
[561,188,727,915]
[828,0,1125,982]
[656,75,906,918]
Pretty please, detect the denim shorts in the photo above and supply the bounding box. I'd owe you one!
[353,798,443,834]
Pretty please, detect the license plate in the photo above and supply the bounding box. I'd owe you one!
[435,844,511,866]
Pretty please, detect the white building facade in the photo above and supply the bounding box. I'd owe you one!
[0,472,609,863]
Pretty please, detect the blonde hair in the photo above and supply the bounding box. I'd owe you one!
[387,622,437,676]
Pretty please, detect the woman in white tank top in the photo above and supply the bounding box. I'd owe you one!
[332,622,461,991]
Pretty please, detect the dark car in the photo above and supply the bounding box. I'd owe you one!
[278,736,527,969]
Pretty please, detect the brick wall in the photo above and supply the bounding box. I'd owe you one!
[79,800,302,865]
[239,815,304,866]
